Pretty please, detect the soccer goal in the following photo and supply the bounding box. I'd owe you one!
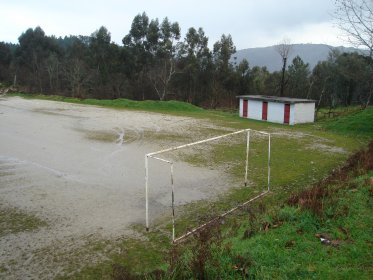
[145,128,271,243]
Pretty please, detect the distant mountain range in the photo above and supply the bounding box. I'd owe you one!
[231,44,365,72]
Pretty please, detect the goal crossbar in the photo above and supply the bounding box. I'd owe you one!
[145,128,271,242]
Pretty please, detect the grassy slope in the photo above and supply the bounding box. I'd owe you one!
[322,107,373,137]
[5,94,372,279]
[227,173,373,279]
[164,171,372,280]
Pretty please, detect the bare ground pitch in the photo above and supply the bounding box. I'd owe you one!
[0,97,235,279]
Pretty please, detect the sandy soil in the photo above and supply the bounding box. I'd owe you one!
[0,97,234,279]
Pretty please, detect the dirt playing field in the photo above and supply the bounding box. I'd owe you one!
[0,97,235,279]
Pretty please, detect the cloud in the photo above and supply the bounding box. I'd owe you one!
[0,0,346,49]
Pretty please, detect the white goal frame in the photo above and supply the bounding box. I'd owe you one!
[145,128,271,242]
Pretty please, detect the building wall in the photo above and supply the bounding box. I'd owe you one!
[290,104,295,125]
[239,99,243,117]
[294,103,315,124]
[248,100,262,120]
[267,102,286,124]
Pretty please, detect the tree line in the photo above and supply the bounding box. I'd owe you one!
[0,12,372,108]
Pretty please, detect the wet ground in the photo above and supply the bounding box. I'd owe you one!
[0,97,233,279]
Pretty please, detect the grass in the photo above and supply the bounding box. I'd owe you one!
[55,223,174,280]
[58,237,169,280]
[3,93,373,279]
[8,93,203,114]
[0,206,47,236]
[322,107,373,137]
[144,143,373,279]
[226,176,373,279]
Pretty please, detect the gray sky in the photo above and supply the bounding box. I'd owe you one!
[0,0,347,49]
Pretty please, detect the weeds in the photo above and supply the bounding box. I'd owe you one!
[287,141,373,216]
[167,220,224,279]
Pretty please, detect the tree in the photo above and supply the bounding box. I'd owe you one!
[108,44,129,99]
[123,12,149,47]
[210,34,236,107]
[0,42,12,82]
[234,58,251,94]
[64,58,89,98]
[178,27,211,103]
[45,52,60,92]
[122,13,182,100]
[287,56,310,98]
[250,66,270,94]
[334,0,373,57]
[264,71,282,95]
[16,27,60,92]
[335,52,373,107]
[147,17,181,100]
[213,34,236,73]
[310,49,373,110]
[122,12,152,100]
[89,26,112,96]
[275,38,292,96]
[311,60,338,110]
[63,36,91,98]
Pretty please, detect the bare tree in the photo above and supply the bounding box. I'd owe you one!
[275,38,292,97]
[334,0,373,57]
[45,53,59,92]
[148,57,176,101]
[64,58,89,99]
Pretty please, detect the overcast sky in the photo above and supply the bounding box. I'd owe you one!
[0,0,348,49]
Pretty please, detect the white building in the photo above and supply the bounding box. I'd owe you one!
[237,95,316,125]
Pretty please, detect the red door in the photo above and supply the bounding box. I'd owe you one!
[284,103,290,124]
[243,100,248,117]
[262,102,268,120]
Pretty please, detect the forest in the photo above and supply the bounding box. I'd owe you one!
[0,12,372,109]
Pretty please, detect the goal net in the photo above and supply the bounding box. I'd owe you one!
[145,128,271,242]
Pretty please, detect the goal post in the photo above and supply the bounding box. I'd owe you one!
[145,128,271,242]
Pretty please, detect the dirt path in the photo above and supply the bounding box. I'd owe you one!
[0,97,233,279]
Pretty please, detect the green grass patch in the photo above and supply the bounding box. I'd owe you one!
[322,107,373,137]
[0,206,47,236]
[157,169,372,279]
[226,174,373,279]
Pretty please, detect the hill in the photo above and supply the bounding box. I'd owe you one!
[232,44,365,72]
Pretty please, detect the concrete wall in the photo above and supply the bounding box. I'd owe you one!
[247,100,262,120]
[290,104,296,125]
[267,102,286,124]
[294,102,315,124]
[239,99,262,120]
[239,99,243,117]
